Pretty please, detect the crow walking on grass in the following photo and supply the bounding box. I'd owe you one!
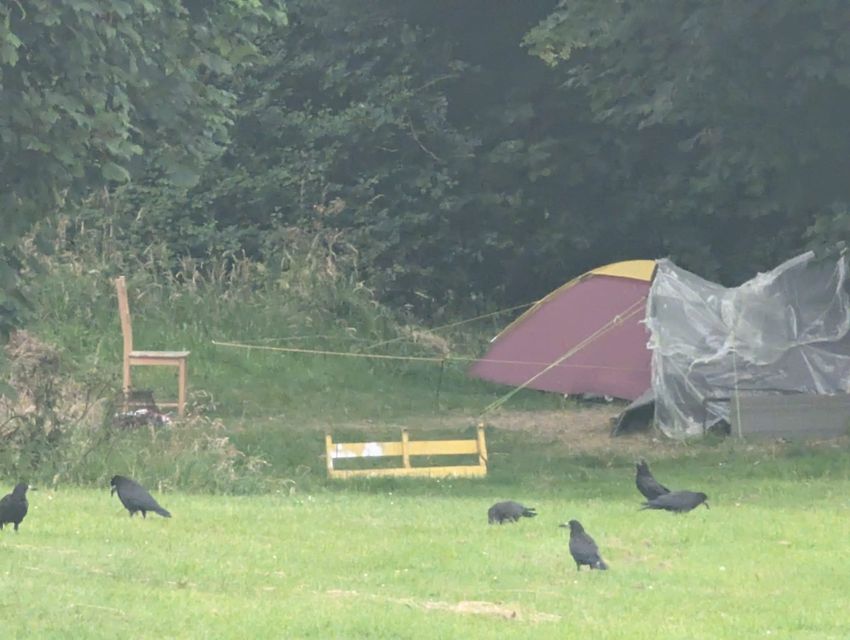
[561,520,608,571]
[110,475,171,518]
[635,459,670,501]
[640,490,709,513]
[0,483,31,531]
[487,500,537,524]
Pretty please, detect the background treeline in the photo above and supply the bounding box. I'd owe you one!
[3,0,850,326]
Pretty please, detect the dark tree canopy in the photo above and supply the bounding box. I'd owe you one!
[0,0,286,333]
[525,0,850,280]
[4,0,850,324]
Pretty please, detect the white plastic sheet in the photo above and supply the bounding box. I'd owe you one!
[646,249,850,438]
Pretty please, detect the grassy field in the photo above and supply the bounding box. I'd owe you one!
[5,246,850,637]
[3,438,850,639]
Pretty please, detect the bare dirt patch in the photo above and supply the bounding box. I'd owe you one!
[478,407,850,458]
[480,406,684,457]
[363,404,686,458]
[325,589,560,623]
[331,400,850,468]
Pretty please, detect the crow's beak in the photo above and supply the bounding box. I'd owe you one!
[28,485,37,491]
[558,523,569,528]
[703,502,710,509]
[110,487,116,496]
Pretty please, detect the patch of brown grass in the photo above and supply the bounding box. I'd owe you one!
[325,589,560,623]
[348,404,686,458]
[1,330,108,439]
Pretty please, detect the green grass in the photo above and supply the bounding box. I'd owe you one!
[3,449,850,639]
[23,257,565,424]
[7,238,850,637]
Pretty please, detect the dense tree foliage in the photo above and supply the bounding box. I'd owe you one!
[0,0,285,334]
[525,0,850,279]
[195,1,480,307]
[4,0,850,324]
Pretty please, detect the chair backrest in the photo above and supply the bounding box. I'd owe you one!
[114,276,134,356]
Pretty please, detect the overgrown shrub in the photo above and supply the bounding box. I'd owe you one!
[67,415,276,495]
[0,329,274,493]
[0,330,111,477]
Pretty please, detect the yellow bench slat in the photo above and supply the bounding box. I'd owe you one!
[330,441,403,459]
[328,465,487,479]
[325,426,488,479]
[406,440,480,456]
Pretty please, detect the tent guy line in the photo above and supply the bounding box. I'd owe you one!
[470,260,656,401]
[478,298,647,415]
[214,293,648,422]
[209,340,645,371]
[364,301,537,351]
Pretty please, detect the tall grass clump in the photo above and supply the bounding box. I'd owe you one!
[0,325,271,492]
[26,215,463,414]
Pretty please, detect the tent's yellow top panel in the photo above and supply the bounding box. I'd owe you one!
[494,259,656,338]
[589,260,656,282]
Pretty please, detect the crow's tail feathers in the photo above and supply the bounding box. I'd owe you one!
[154,507,172,518]
[522,507,537,518]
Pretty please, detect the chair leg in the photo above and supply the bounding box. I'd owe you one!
[177,358,187,417]
[122,358,132,414]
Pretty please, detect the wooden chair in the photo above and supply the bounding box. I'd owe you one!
[115,276,190,417]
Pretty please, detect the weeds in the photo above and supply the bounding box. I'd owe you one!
[5,215,564,493]
[0,328,271,493]
[0,330,112,478]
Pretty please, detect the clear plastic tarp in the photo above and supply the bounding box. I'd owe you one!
[646,249,850,438]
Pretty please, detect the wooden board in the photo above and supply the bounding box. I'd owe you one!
[328,465,487,479]
[731,394,850,440]
[325,427,488,479]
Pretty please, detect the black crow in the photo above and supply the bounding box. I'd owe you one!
[640,490,709,513]
[110,475,171,518]
[560,520,608,570]
[635,459,670,501]
[487,500,537,524]
[0,482,31,531]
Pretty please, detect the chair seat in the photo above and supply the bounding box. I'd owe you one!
[130,350,190,359]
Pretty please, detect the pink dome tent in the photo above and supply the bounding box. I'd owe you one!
[469,260,656,401]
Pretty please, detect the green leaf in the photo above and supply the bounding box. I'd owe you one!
[167,164,200,188]
[101,162,131,183]
[0,30,21,65]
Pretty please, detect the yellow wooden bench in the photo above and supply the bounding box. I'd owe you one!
[325,426,488,479]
